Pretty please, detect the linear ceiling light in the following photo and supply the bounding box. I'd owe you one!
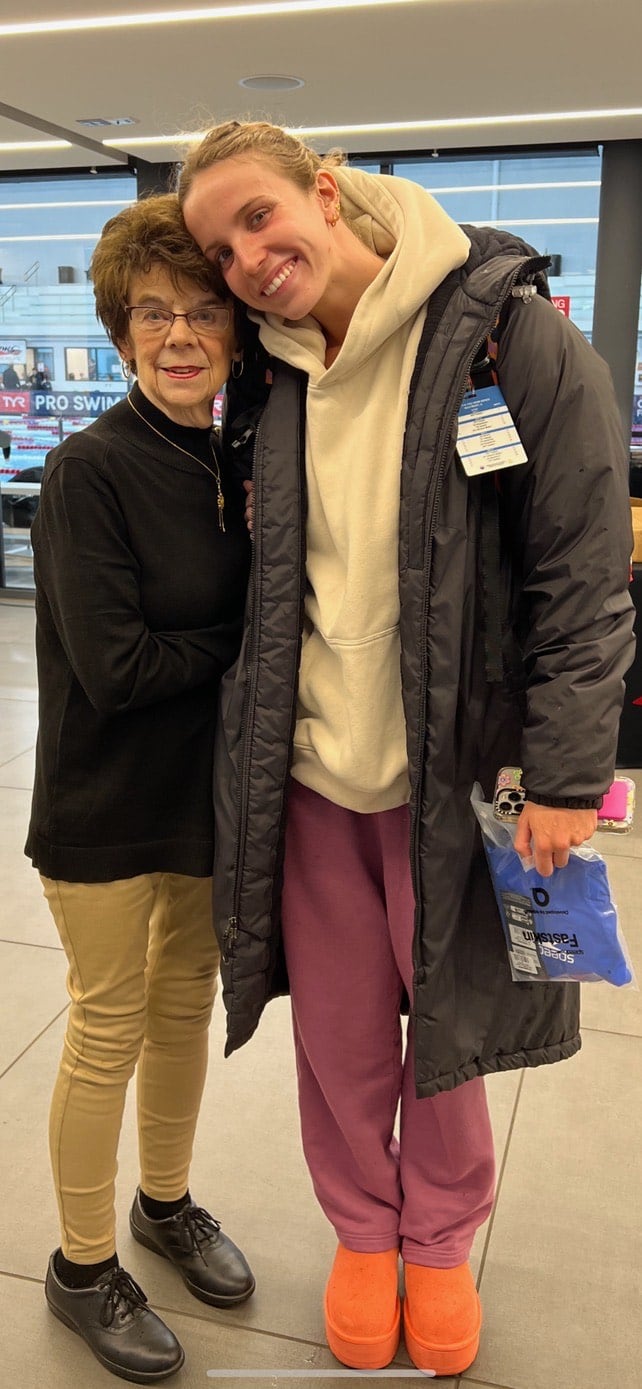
[471,218,599,227]
[0,201,134,211]
[100,108,642,150]
[0,233,100,242]
[1,1,430,38]
[0,140,70,151]
[410,181,600,194]
[294,108,642,137]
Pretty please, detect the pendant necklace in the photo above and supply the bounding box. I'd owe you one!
[127,393,225,532]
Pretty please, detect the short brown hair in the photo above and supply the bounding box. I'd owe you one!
[90,192,228,350]
[177,120,344,206]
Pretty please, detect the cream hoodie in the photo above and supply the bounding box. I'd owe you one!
[253,169,470,812]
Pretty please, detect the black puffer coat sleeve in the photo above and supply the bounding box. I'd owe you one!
[496,292,635,803]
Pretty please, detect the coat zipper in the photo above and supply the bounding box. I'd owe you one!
[409,259,542,938]
[273,380,308,860]
[222,372,308,967]
[222,413,265,965]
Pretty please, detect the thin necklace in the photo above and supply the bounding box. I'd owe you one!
[127,392,225,532]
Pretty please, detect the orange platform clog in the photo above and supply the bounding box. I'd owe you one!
[324,1244,401,1370]
[403,1260,481,1376]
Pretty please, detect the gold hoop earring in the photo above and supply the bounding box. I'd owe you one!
[329,200,341,228]
[121,359,133,382]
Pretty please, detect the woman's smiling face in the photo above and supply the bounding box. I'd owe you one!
[120,264,236,426]
[182,157,340,323]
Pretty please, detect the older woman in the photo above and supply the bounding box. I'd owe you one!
[26,194,253,1384]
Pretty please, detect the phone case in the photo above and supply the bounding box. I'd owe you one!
[596,777,636,833]
[492,768,635,833]
[493,766,526,821]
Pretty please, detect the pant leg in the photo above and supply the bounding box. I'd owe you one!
[42,874,161,1263]
[377,805,496,1268]
[137,874,219,1202]
[281,780,404,1252]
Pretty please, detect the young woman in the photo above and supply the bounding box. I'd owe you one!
[26,194,253,1384]
[179,122,634,1375]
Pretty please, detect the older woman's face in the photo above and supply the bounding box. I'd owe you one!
[120,265,236,426]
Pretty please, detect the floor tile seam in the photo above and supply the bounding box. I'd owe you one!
[0,1001,69,1080]
[0,1274,324,1354]
[0,749,36,772]
[474,1068,525,1291]
[0,1285,525,1389]
[581,1022,642,1040]
[0,1274,374,1366]
[103,1296,332,1355]
[0,936,63,952]
[461,1379,523,1389]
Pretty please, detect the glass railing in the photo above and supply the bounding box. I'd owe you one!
[0,479,40,591]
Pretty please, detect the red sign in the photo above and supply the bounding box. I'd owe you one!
[551,296,571,317]
[0,391,30,414]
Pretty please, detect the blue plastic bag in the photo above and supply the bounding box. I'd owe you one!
[472,786,634,986]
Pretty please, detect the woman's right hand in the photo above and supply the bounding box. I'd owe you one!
[243,480,254,534]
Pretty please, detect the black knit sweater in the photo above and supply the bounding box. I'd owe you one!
[26,383,250,882]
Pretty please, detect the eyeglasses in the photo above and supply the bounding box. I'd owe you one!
[125,305,231,335]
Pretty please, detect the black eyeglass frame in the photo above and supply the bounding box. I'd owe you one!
[124,305,231,333]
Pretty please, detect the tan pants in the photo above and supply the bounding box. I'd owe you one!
[42,873,219,1263]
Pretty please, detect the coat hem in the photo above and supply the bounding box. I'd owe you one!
[415,1032,582,1099]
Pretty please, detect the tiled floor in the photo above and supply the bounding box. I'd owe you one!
[1,595,641,1389]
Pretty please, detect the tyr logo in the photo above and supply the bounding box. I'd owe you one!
[532,887,550,908]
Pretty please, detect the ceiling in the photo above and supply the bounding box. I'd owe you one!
[0,0,641,177]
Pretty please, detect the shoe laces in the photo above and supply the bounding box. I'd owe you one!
[99,1267,148,1328]
[175,1205,221,1264]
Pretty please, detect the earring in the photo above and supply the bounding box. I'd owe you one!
[231,356,244,380]
[329,199,341,228]
[120,359,132,381]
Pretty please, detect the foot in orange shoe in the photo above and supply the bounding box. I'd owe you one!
[324,1245,401,1370]
[403,1260,481,1376]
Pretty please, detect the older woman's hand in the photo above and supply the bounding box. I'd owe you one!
[243,480,254,534]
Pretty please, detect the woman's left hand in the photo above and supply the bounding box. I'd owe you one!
[243,480,254,534]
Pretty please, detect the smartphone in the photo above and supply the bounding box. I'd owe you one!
[492,767,635,833]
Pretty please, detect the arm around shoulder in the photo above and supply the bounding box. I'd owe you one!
[34,451,240,714]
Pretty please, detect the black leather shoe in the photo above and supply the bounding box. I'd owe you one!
[45,1252,184,1383]
[130,1189,255,1308]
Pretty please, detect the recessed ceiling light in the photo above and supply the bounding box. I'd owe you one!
[239,75,304,91]
[77,117,138,127]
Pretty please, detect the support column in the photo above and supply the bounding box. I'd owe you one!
[134,160,175,200]
[592,141,642,447]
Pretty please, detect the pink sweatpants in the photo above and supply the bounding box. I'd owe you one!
[281,779,496,1268]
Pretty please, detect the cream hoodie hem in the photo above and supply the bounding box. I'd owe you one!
[253,169,470,813]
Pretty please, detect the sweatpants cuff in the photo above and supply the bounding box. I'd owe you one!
[336,1231,400,1253]
[400,1239,472,1269]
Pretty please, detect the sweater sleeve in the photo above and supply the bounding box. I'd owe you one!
[496,293,636,804]
[34,454,242,715]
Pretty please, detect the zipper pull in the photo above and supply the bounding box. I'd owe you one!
[222,916,238,963]
[511,283,538,303]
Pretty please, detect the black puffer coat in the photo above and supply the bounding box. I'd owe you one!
[214,229,635,1098]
